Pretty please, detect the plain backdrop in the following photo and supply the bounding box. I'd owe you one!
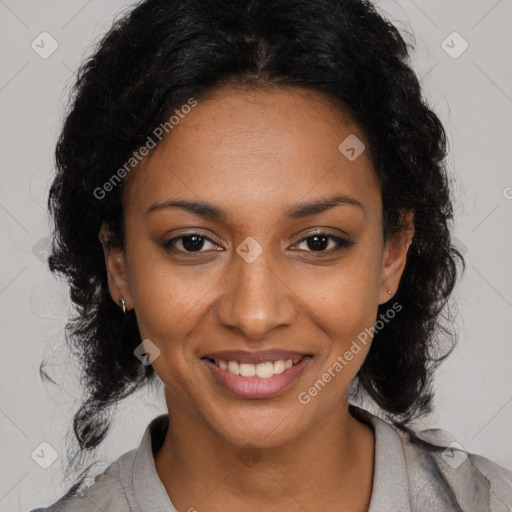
[0,0,511,510]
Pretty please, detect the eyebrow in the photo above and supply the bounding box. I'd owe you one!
[145,194,364,220]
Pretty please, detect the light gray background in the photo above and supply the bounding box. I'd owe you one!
[0,0,511,510]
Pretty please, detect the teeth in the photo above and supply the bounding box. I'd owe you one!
[239,363,256,377]
[215,358,299,378]
[227,361,239,375]
[273,360,286,374]
[255,361,274,378]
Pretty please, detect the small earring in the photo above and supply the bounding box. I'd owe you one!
[119,296,126,314]
[387,290,392,295]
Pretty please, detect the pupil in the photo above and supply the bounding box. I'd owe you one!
[183,235,204,251]
[307,235,328,251]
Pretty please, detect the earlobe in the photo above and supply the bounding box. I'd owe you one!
[379,211,415,304]
[99,221,133,310]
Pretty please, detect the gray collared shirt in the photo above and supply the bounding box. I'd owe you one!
[31,407,512,511]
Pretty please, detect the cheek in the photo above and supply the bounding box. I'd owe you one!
[130,266,202,390]
[298,255,381,333]
[126,238,210,334]
[293,253,382,384]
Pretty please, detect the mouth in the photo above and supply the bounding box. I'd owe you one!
[201,350,313,399]
[202,355,309,379]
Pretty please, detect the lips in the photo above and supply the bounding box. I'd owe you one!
[201,349,313,398]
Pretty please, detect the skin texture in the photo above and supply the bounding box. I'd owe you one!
[102,85,414,511]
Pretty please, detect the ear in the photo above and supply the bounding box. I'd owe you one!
[99,221,133,310]
[378,210,415,304]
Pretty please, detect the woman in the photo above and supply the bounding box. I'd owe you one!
[31,0,511,510]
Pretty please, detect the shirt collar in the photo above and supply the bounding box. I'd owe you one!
[131,414,177,511]
[129,408,411,511]
[353,407,412,512]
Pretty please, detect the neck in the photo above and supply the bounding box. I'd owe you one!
[154,398,375,512]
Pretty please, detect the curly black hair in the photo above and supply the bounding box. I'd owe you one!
[46,0,465,481]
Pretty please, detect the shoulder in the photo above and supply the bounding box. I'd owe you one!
[29,413,172,512]
[351,405,512,512]
[29,449,137,512]
[396,424,512,512]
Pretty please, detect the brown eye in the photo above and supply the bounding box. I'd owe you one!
[181,235,205,251]
[296,233,354,253]
[306,235,329,251]
[163,233,219,253]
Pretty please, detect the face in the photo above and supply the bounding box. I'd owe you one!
[104,85,413,448]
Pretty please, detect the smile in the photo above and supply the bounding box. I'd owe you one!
[201,352,313,399]
[205,356,305,378]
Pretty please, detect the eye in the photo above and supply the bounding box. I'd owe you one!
[294,233,354,254]
[162,231,353,256]
[163,233,220,253]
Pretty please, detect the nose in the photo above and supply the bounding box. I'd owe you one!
[215,249,298,339]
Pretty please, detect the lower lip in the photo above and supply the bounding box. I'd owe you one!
[202,357,312,399]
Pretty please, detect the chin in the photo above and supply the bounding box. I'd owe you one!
[208,405,305,449]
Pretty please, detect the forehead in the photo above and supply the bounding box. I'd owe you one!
[123,85,381,221]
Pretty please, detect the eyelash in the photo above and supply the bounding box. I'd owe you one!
[162,232,354,256]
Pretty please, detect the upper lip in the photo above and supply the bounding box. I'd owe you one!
[201,350,311,364]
